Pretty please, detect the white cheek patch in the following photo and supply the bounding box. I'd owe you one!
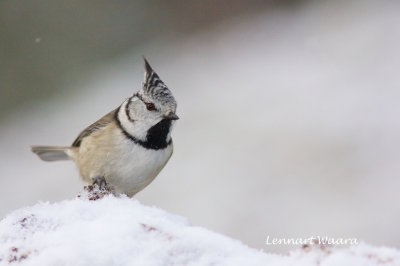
[118,99,157,141]
[119,100,144,140]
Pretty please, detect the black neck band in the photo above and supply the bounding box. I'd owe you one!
[115,106,172,150]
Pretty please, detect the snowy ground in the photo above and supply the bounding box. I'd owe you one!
[0,192,399,266]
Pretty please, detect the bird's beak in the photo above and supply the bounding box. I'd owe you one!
[165,112,179,120]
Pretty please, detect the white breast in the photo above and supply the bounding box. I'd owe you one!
[104,136,173,197]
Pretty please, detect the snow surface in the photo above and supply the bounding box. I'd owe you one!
[0,192,399,266]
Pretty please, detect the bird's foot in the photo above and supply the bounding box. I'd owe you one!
[92,176,108,190]
[82,176,113,201]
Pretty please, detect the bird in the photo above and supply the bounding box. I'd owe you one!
[31,58,179,197]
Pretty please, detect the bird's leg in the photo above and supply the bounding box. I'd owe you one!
[92,176,108,190]
[84,176,113,201]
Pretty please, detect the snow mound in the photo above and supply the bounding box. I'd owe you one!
[0,192,399,266]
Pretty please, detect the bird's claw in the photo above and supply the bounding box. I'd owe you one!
[92,176,108,190]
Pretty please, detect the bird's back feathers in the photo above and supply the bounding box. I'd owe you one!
[72,109,117,147]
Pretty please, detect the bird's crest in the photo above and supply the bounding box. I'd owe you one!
[141,57,176,106]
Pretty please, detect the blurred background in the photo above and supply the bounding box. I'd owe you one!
[1,0,399,252]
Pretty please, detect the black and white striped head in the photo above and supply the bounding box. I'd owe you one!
[117,59,178,144]
[126,58,178,120]
[140,58,177,113]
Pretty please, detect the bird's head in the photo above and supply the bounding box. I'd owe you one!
[135,58,178,121]
[118,58,178,145]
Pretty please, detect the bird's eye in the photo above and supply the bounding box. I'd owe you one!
[145,102,156,111]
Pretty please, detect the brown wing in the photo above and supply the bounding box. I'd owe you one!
[72,109,117,147]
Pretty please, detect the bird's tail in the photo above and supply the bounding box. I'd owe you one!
[31,146,71,161]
